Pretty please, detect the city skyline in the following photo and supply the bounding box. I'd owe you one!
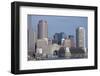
[28,15,88,61]
[28,15,88,48]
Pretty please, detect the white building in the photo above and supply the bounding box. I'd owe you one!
[76,27,85,48]
[47,43,60,55]
[36,48,43,54]
[37,38,48,55]
[65,47,71,58]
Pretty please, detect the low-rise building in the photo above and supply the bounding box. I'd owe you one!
[70,48,85,58]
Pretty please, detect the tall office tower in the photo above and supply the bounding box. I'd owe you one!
[37,20,48,39]
[68,35,75,47]
[53,32,66,45]
[28,16,37,57]
[53,33,59,44]
[76,27,85,48]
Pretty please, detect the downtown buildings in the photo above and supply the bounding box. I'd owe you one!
[28,19,87,60]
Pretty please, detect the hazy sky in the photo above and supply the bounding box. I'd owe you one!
[28,15,88,47]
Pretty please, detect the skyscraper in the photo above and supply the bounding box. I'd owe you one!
[28,16,37,57]
[37,20,48,39]
[53,32,66,45]
[76,27,85,48]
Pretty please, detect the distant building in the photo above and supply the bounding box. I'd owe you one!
[53,33,59,44]
[47,43,60,55]
[36,38,48,55]
[70,48,85,58]
[37,20,48,39]
[48,38,52,45]
[36,48,43,54]
[61,38,65,45]
[76,27,85,48]
[53,32,66,45]
[65,47,71,58]
[63,38,72,48]
[82,47,88,58]
[58,47,65,57]
[58,47,71,58]
[28,16,37,57]
[68,35,75,47]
